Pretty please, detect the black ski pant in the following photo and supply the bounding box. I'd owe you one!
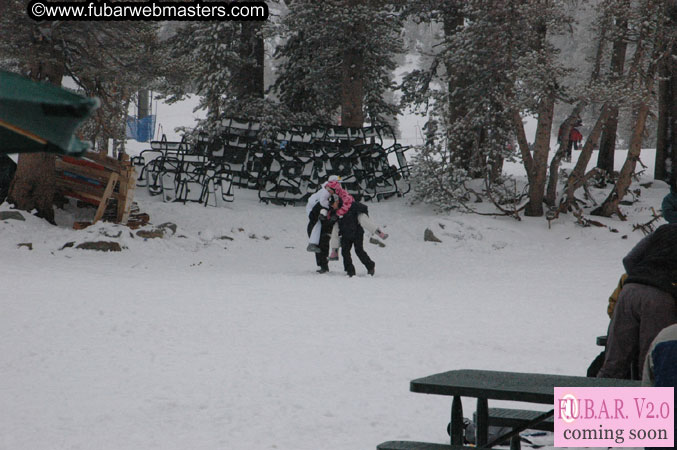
[341,230,374,276]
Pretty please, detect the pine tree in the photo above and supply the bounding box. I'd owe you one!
[271,0,403,127]
[158,19,267,138]
[0,0,157,222]
[592,0,673,218]
[655,1,677,185]
[402,1,572,215]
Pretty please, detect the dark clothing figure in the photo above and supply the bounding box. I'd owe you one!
[597,284,677,379]
[307,202,331,272]
[341,227,374,277]
[598,224,677,379]
[643,324,677,387]
[558,119,583,162]
[0,154,17,204]
[642,324,677,450]
[337,201,374,277]
[622,224,677,297]
[662,187,677,224]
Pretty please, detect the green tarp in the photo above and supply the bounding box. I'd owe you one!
[0,70,99,156]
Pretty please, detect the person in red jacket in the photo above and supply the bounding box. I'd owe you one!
[558,118,583,162]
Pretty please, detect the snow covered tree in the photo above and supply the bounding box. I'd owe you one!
[0,0,157,222]
[271,0,403,127]
[655,1,677,185]
[592,0,672,218]
[402,0,571,216]
[596,1,630,177]
[159,19,266,137]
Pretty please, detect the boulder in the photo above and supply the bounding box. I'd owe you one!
[76,241,122,252]
[0,211,25,221]
[424,228,442,243]
[157,222,177,235]
[136,229,164,239]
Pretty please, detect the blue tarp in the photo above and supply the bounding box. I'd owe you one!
[126,115,156,142]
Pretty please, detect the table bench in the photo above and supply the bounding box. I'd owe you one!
[445,406,555,438]
[379,369,641,450]
[484,407,553,431]
[378,441,474,450]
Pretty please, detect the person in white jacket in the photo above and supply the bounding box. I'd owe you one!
[305,175,340,253]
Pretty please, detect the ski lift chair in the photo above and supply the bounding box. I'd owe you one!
[274,177,304,206]
[131,147,164,187]
[144,154,183,202]
[200,163,234,207]
[221,143,250,188]
[362,126,384,146]
[174,154,210,204]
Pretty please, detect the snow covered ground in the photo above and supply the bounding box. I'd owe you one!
[1,163,666,450]
[0,99,666,450]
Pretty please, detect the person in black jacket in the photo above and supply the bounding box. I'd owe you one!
[662,180,677,224]
[329,196,375,277]
[0,154,16,204]
[598,224,677,379]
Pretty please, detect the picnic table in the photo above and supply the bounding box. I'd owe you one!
[379,369,641,450]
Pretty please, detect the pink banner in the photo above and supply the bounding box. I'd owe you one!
[554,387,674,447]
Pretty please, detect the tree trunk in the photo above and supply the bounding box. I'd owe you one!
[339,0,365,127]
[560,104,612,210]
[443,7,476,174]
[488,153,504,183]
[655,58,670,181]
[592,102,650,218]
[546,17,610,207]
[138,89,150,120]
[239,21,265,100]
[596,18,628,175]
[597,106,621,174]
[545,102,586,206]
[655,17,677,181]
[340,46,364,128]
[7,60,64,224]
[525,95,555,217]
[512,109,534,177]
[670,56,677,187]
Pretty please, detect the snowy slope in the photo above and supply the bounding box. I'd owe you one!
[0,159,666,450]
[1,87,667,450]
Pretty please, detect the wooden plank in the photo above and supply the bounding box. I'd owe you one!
[93,173,118,224]
[56,159,109,184]
[61,155,107,172]
[116,167,134,223]
[60,190,101,205]
[119,177,136,224]
[58,170,105,187]
[56,176,105,197]
[56,152,137,225]
[82,151,125,172]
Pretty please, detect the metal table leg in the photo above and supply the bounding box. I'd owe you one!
[450,395,464,445]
